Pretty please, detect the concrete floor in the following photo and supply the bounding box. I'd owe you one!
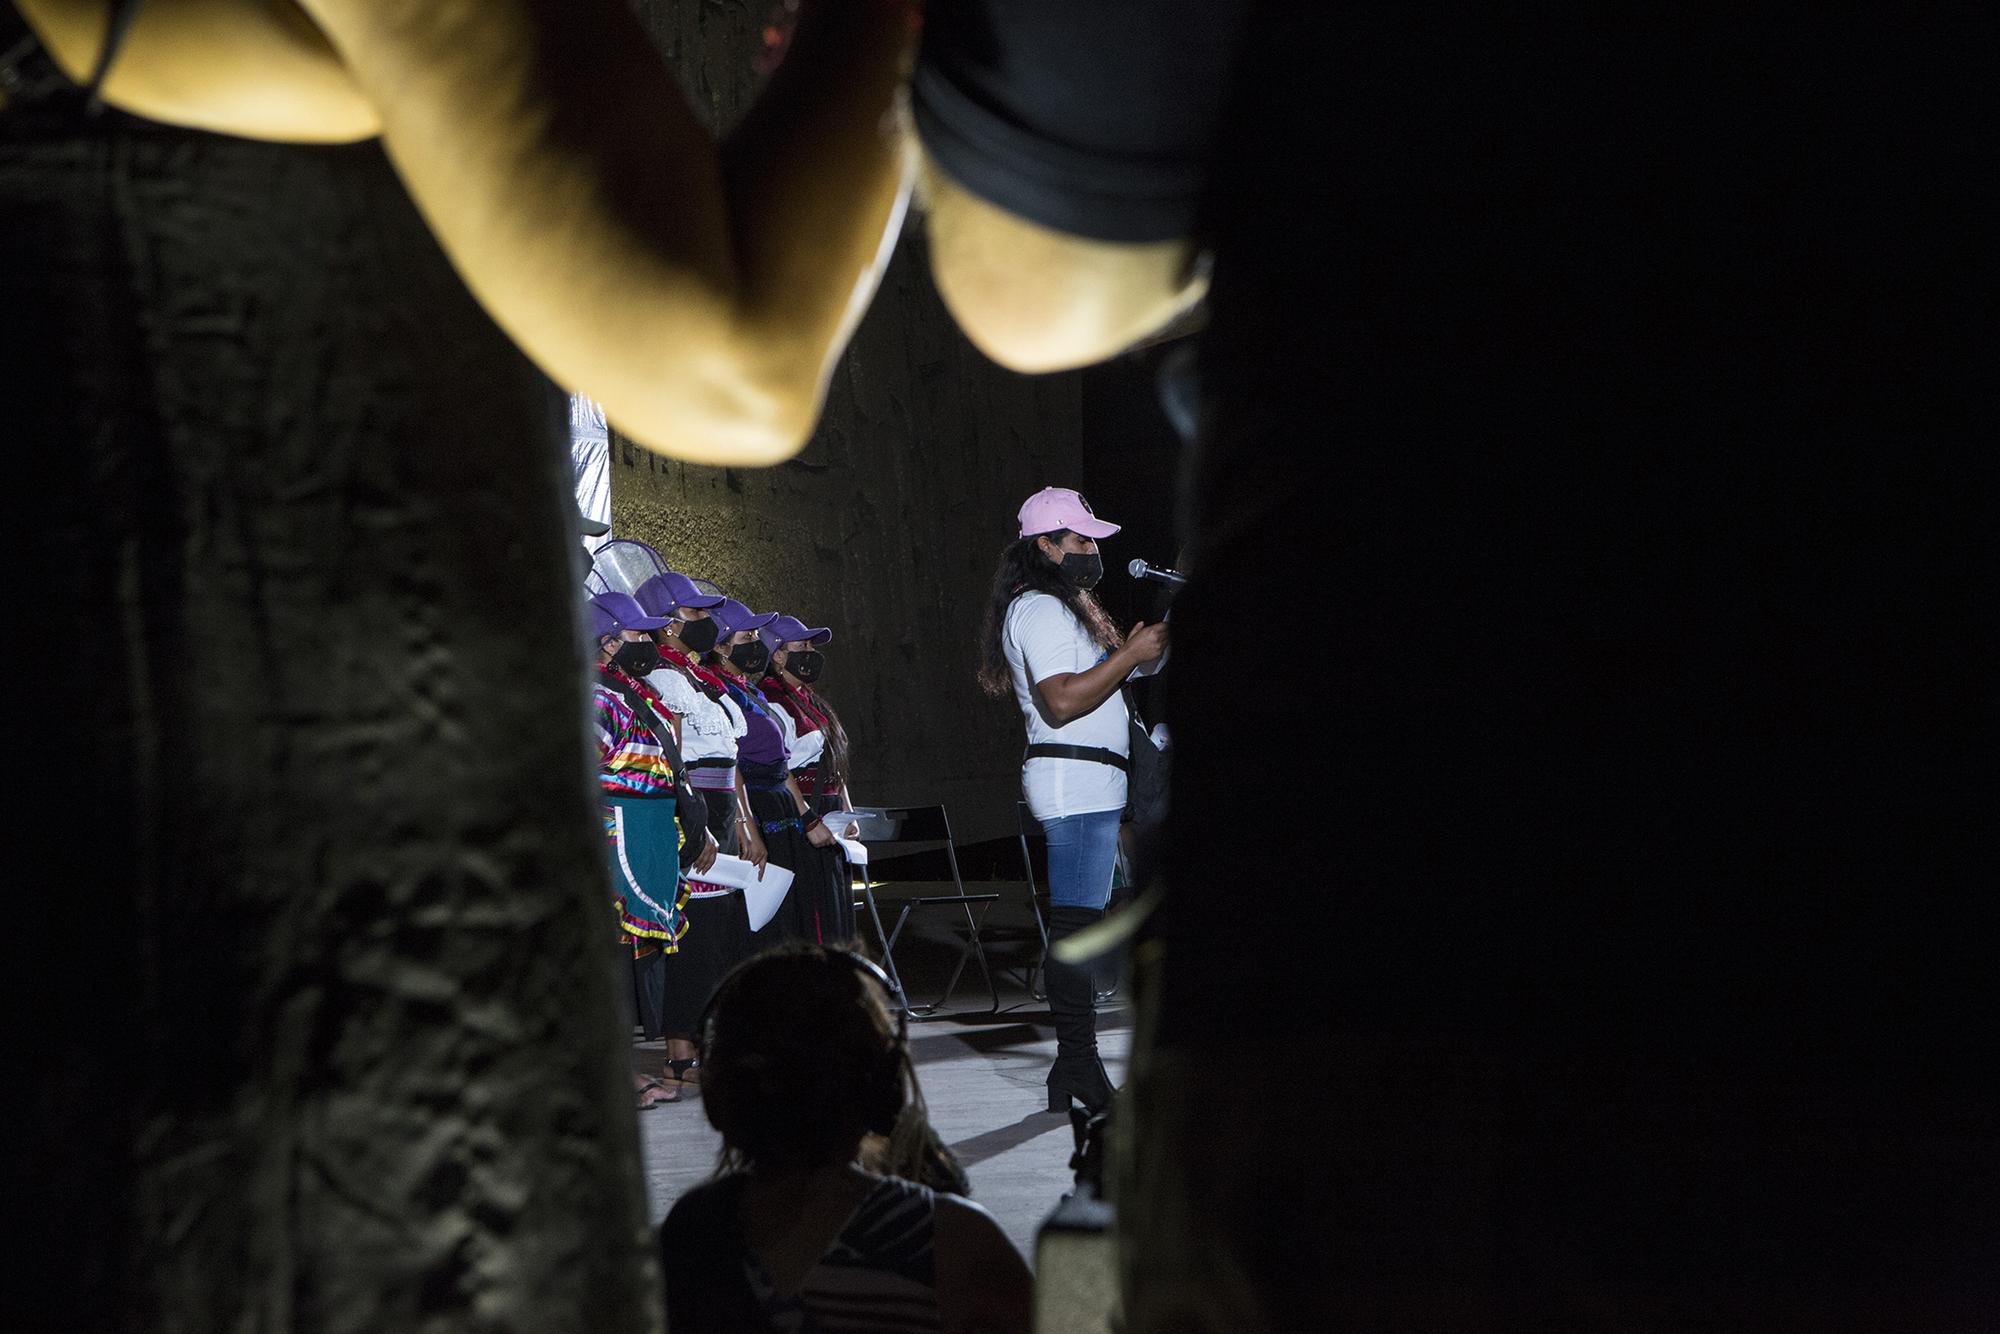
[630,891,1128,1264]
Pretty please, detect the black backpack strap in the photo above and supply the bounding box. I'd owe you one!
[605,677,715,841]
[1025,742,1130,771]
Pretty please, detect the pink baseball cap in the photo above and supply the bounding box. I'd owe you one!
[1017,486,1121,539]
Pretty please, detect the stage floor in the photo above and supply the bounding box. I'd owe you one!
[631,889,1130,1263]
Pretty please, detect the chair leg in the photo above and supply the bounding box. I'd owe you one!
[862,812,1006,1019]
[856,880,910,1018]
[948,840,999,1014]
[885,901,921,1017]
[894,900,981,1020]
[910,895,999,1018]
[942,894,1000,1013]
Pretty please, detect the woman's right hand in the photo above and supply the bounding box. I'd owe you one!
[743,825,769,876]
[688,830,720,876]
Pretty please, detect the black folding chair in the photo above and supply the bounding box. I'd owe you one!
[845,804,1001,1019]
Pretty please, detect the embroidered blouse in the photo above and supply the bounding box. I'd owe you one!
[594,664,680,799]
[762,677,845,798]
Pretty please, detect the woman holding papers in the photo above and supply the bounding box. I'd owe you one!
[762,614,861,943]
[636,569,766,1091]
[710,598,846,945]
[979,488,1168,1114]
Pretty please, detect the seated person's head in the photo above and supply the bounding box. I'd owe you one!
[700,945,909,1174]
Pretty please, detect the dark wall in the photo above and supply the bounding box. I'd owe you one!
[612,1,1085,843]
[1078,346,1191,725]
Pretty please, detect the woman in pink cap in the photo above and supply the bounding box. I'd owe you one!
[978,487,1168,1113]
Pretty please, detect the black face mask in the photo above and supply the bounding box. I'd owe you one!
[1059,552,1104,591]
[728,640,770,674]
[611,639,662,677]
[675,616,719,654]
[783,649,825,684]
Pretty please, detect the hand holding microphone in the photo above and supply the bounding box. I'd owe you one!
[1124,557,1178,669]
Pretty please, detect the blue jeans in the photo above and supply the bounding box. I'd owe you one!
[1041,808,1124,910]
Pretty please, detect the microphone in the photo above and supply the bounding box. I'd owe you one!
[1127,558,1189,586]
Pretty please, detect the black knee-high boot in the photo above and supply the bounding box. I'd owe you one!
[1045,905,1115,1113]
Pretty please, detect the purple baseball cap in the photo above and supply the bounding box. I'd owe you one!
[634,570,726,618]
[758,614,833,652]
[588,591,671,640]
[711,598,780,637]
[1017,486,1120,539]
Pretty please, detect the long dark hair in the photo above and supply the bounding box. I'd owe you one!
[977,531,1123,698]
[805,691,851,792]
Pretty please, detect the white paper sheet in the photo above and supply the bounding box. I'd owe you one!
[693,855,794,932]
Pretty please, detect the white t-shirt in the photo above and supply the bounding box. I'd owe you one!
[1004,592,1129,821]
[645,667,746,764]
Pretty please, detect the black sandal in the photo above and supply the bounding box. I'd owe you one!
[663,1057,701,1088]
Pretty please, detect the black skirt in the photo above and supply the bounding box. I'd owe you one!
[809,795,861,944]
[748,788,853,946]
[657,783,759,1036]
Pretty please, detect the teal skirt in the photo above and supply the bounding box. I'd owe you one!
[603,795,690,946]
